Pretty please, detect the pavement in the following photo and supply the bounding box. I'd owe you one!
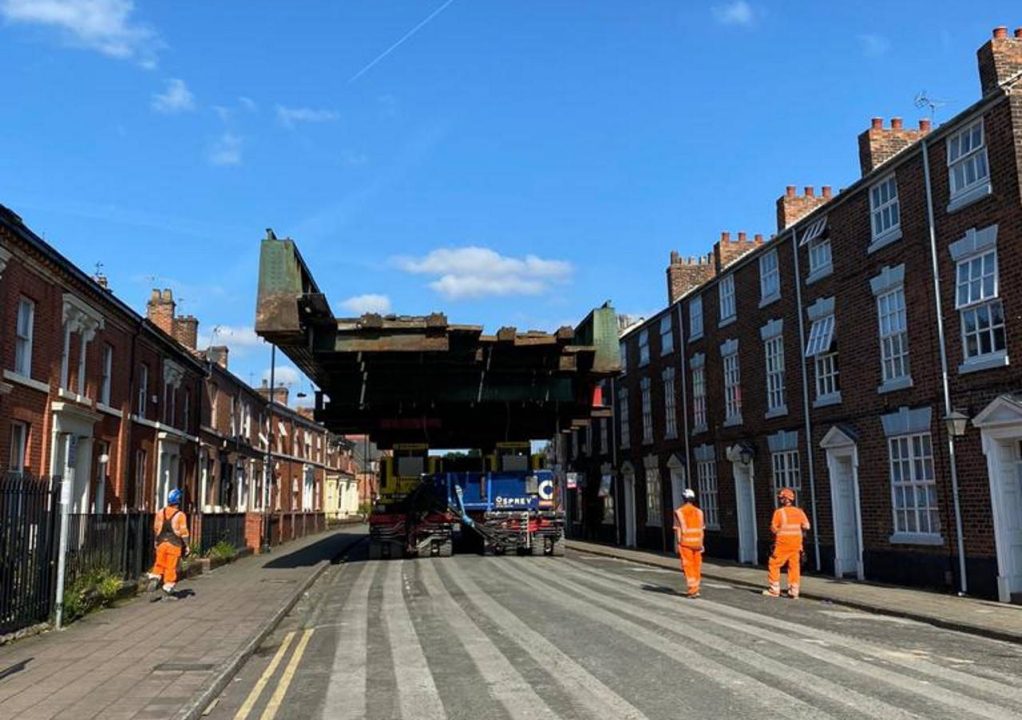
[0,525,367,720]
[566,538,1022,643]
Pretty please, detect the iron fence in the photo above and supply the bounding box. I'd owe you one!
[0,473,59,636]
[64,512,155,588]
[199,512,247,553]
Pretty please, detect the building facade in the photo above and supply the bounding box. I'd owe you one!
[569,27,1022,602]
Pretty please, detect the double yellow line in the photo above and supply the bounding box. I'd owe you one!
[233,628,315,720]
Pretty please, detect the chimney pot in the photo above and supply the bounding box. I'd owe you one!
[993,26,1008,39]
[821,185,833,199]
[804,186,815,198]
[150,288,160,301]
[890,117,903,130]
[785,185,796,198]
[161,288,173,302]
[919,118,932,132]
[754,233,764,243]
[871,117,883,130]
[1015,28,1022,38]
[738,231,747,243]
[721,231,730,243]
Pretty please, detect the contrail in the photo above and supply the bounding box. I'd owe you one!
[348,0,457,83]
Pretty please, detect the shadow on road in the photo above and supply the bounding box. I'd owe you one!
[261,531,367,570]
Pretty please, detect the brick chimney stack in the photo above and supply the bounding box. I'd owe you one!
[172,315,199,350]
[258,378,289,407]
[978,26,1022,96]
[857,117,931,176]
[207,345,229,370]
[666,250,716,304]
[713,231,764,272]
[146,288,176,336]
[776,185,833,232]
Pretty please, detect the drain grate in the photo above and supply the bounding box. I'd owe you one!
[153,662,215,673]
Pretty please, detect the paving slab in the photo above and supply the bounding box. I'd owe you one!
[566,538,1022,643]
[0,525,366,719]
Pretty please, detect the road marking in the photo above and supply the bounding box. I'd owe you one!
[232,631,296,720]
[260,628,314,720]
[322,562,375,720]
[818,610,919,624]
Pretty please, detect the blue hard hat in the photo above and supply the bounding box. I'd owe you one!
[168,488,183,505]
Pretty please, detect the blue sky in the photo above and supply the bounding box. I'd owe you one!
[1,0,1017,396]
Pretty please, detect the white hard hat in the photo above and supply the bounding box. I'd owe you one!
[682,488,696,500]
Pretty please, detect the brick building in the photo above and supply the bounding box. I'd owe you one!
[569,27,1022,602]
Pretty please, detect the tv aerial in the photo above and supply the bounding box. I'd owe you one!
[914,90,947,121]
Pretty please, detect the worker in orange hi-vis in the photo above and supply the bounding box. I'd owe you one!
[145,488,191,601]
[674,488,705,598]
[764,487,811,599]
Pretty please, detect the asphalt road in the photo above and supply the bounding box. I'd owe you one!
[204,545,1022,720]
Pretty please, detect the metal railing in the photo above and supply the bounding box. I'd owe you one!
[199,512,247,553]
[0,473,59,636]
[63,512,155,588]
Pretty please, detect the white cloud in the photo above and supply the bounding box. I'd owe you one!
[151,78,194,113]
[1,0,158,65]
[393,246,572,300]
[276,105,339,128]
[261,365,301,387]
[340,293,392,315]
[238,96,257,112]
[209,132,242,166]
[713,1,754,26]
[858,33,890,58]
[197,324,265,355]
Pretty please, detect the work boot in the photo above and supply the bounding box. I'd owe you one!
[687,591,701,599]
[762,589,780,598]
[161,589,179,601]
[144,574,160,593]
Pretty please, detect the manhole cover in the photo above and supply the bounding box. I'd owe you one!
[153,662,215,672]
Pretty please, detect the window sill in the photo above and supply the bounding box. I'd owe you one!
[97,402,123,418]
[958,352,1009,375]
[946,182,992,214]
[718,316,736,329]
[691,424,708,436]
[805,265,833,285]
[642,437,653,446]
[3,369,51,395]
[765,406,788,419]
[723,415,743,428]
[688,333,703,344]
[57,388,91,405]
[813,392,842,408]
[758,293,780,309]
[878,376,913,394]
[664,431,678,440]
[867,228,903,254]
[889,532,945,546]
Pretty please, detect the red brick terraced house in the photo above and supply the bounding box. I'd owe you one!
[568,27,1022,603]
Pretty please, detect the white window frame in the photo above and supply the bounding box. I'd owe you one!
[662,367,677,439]
[808,236,832,277]
[759,249,780,305]
[947,119,990,210]
[771,450,801,503]
[764,335,786,415]
[644,466,662,527]
[718,275,736,325]
[691,362,707,433]
[889,433,940,538]
[877,286,910,386]
[689,295,704,341]
[136,364,148,416]
[722,344,741,426]
[955,248,1005,367]
[696,459,719,529]
[618,388,630,449]
[659,315,674,355]
[10,421,28,474]
[869,174,901,248]
[640,377,653,445]
[638,329,650,367]
[814,352,840,404]
[14,298,34,378]
[100,344,113,405]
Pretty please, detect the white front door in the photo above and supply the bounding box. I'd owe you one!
[995,439,1022,600]
[624,473,637,547]
[830,453,862,578]
[734,463,757,564]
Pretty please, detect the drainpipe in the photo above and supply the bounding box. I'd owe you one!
[676,301,693,489]
[791,228,822,571]
[610,374,621,547]
[921,137,969,596]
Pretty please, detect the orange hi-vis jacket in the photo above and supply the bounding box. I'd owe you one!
[153,507,190,547]
[771,505,810,552]
[674,503,705,549]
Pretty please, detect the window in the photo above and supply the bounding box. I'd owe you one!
[662,367,677,439]
[771,451,800,502]
[947,120,989,202]
[100,345,113,405]
[956,249,1005,362]
[618,388,630,449]
[870,175,901,240]
[764,335,786,414]
[619,342,628,373]
[877,287,910,383]
[659,315,674,355]
[805,309,839,404]
[183,390,191,433]
[697,460,719,529]
[805,315,835,357]
[14,298,34,377]
[638,329,650,366]
[808,237,832,276]
[691,363,707,431]
[719,275,736,324]
[722,344,741,425]
[645,467,662,526]
[640,377,653,445]
[889,433,940,536]
[602,485,615,525]
[135,449,147,510]
[815,352,840,400]
[230,396,237,436]
[689,295,704,340]
[136,364,149,416]
[759,250,780,303]
[10,422,28,474]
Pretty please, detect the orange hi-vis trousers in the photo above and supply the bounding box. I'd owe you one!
[151,542,183,587]
[767,546,801,597]
[678,546,702,595]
